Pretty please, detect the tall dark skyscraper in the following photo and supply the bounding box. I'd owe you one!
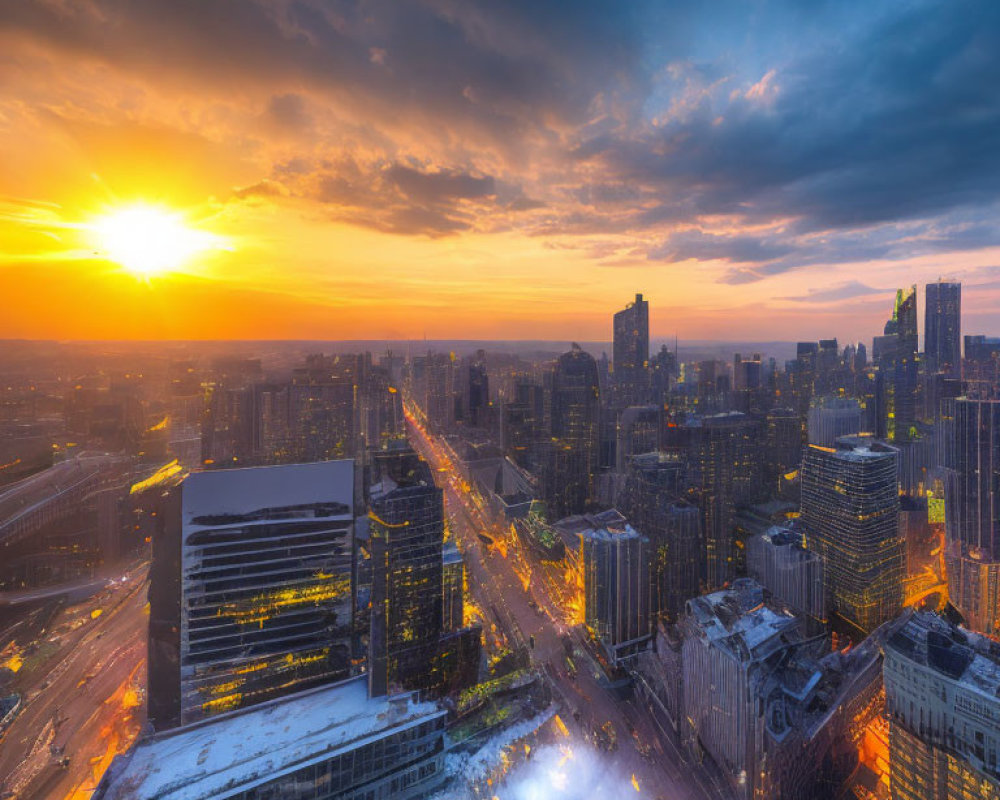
[612,293,650,407]
[946,398,1000,635]
[691,411,760,591]
[464,349,490,428]
[147,460,357,730]
[800,436,903,635]
[877,286,920,442]
[924,280,961,379]
[620,452,701,620]
[367,448,444,697]
[546,345,601,517]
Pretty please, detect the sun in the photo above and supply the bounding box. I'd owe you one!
[90,205,223,278]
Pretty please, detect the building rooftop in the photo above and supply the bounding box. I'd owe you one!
[887,611,1000,699]
[96,677,445,800]
[183,460,355,532]
[684,579,799,659]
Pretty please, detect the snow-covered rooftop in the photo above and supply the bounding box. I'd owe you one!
[182,460,355,530]
[96,676,445,800]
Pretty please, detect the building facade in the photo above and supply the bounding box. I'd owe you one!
[800,436,903,635]
[612,293,650,407]
[582,521,652,662]
[946,398,1000,635]
[925,281,962,380]
[545,346,601,518]
[746,522,826,621]
[367,449,444,697]
[96,676,449,800]
[148,460,357,729]
[884,612,1000,800]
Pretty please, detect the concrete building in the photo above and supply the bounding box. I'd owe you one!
[801,436,903,636]
[442,541,464,633]
[690,411,761,591]
[925,281,962,380]
[612,293,650,407]
[95,676,449,800]
[946,398,1000,636]
[746,522,825,622]
[808,395,865,447]
[619,452,700,620]
[147,460,357,729]
[877,286,920,443]
[581,519,652,663]
[680,579,883,800]
[367,449,443,697]
[884,611,1000,800]
[545,345,600,518]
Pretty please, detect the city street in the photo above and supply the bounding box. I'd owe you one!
[0,563,149,800]
[405,406,728,800]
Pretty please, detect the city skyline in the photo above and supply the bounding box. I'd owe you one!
[5,3,1000,799]
[2,2,1000,341]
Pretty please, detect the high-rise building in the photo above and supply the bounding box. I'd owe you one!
[680,579,883,800]
[946,398,1000,635]
[461,349,490,429]
[808,395,865,447]
[964,334,1000,385]
[442,541,464,633]
[423,352,456,434]
[619,452,700,621]
[545,345,600,517]
[614,404,660,472]
[691,411,760,591]
[924,280,962,379]
[147,460,357,730]
[501,379,544,472]
[367,449,444,697]
[612,293,650,407]
[878,286,920,442]
[801,436,903,635]
[884,612,1000,800]
[746,522,825,621]
[581,519,652,663]
[763,406,802,493]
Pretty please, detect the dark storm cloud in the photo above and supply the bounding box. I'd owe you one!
[598,1,1000,234]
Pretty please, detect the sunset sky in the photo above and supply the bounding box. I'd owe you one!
[1,1,999,343]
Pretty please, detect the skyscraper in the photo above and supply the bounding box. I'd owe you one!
[924,280,961,379]
[620,452,701,620]
[367,448,444,697]
[581,520,652,663]
[878,286,920,442]
[147,460,357,729]
[612,293,650,407]
[946,398,1000,635]
[691,411,760,591]
[546,345,601,517]
[800,436,903,635]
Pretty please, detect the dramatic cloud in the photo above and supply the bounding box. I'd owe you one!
[1,0,999,339]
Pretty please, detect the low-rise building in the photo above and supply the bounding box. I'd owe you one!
[95,675,449,800]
